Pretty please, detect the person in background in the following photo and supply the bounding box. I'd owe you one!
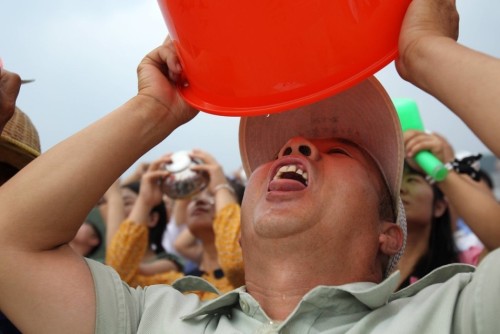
[104,178,182,281]
[105,149,243,299]
[453,168,495,257]
[172,200,203,270]
[404,130,500,267]
[397,160,458,288]
[173,168,246,273]
[163,197,200,273]
[69,220,103,258]
[84,206,107,262]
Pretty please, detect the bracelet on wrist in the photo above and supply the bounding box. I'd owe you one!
[426,153,482,184]
[213,183,236,196]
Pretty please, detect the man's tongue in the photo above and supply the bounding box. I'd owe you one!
[269,179,306,192]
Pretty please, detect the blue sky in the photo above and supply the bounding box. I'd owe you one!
[1,0,499,178]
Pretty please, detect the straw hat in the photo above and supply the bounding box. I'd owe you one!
[0,106,41,170]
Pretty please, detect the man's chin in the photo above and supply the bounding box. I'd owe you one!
[252,217,311,240]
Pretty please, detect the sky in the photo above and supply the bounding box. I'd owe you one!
[1,0,499,178]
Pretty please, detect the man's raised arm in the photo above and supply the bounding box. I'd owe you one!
[397,0,500,156]
[0,38,197,333]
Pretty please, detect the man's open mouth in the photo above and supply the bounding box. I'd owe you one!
[271,164,308,187]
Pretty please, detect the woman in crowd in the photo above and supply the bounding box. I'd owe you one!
[397,161,458,288]
[105,149,244,300]
[69,220,103,258]
[104,178,182,281]
[399,129,500,288]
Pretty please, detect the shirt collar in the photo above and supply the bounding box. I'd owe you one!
[181,264,475,320]
[181,272,401,320]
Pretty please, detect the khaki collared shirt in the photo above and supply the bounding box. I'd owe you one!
[87,248,500,333]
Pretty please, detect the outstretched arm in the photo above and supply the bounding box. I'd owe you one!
[106,156,180,282]
[439,172,500,254]
[103,178,126,248]
[397,0,500,156]
[190,149,244,286]
[0,38,197,333]
[404,130,500,254]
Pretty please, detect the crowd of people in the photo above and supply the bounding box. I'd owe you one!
[2,0,500,332]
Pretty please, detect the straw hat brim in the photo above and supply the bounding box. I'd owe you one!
[0,136,40,170]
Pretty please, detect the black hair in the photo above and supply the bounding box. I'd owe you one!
[399,163,459,288]
[227,176,246,205]
[122,181,168,255]
[0,162,19,185]
[411,186,459,276]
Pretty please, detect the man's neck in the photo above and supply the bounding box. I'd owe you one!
[245,277,308,321]
[243,243,381,320]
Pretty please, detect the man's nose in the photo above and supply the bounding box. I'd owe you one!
[278,137,320,160]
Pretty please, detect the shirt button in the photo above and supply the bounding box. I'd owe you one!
[240,300,250,313]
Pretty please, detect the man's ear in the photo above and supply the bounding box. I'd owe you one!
[379,222,403,256]
[147,212,160,228]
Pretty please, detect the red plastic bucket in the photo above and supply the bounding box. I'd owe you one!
[158,0,411,116]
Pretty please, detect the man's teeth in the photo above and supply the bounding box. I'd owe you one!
[273,164,308,183]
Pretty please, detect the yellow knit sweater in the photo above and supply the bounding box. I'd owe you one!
[106,203,244,300]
